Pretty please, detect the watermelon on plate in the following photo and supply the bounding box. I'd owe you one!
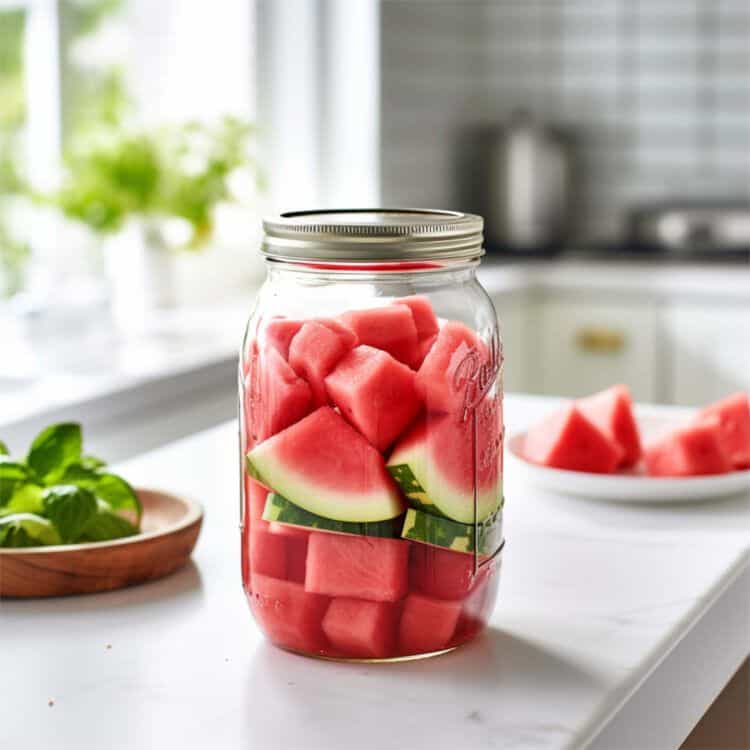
[340,305,418,366]
[244,347,312,445]
[398,593,462,654]
[250,574,330,653]
[321,598,398,658]
[523,404,623,474]
[387,400,502,523]
[247,407,404,522]
[695,392,750,469]
[579,385,642,468]
[644,418,732,477]
[305,532,409,602]
[325,345,422,451]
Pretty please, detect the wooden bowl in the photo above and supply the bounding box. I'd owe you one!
[0,488,203,598]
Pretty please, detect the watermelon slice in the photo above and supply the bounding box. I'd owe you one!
[523,404,623,473]
[247,407,404,522]
[409,544,481,600]
[579,385,642,468]
[398,593,462,654]
[400,507,503,555]
[244,347,313,445]
[387,400,502,523]
[415,321,488,414]
[324,345,422,451]
[263,493,404,539]
[321,598,398,658]
[305,532,409,602]
[644,419,732,477]
[695,392,750,469]
[250,574,330,653]
[288,321,355,406]
[340,305,418,366]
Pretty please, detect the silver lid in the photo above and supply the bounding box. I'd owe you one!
[261,208,484,262]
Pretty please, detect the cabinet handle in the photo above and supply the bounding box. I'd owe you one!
[575,327,626,354]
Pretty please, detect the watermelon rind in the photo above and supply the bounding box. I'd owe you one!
[262,493,403,539]
[400,507,503,555]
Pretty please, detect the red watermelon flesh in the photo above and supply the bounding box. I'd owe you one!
[644,419,732,477]
[397,296,439,340]
[321,598,398,658]
[250,528,288,579]
[413,334,437,369]
[524,404,623,473]
[455,562,500,643]
[269,521,310,539]
[695,392,750,469]
[250,574,330,653]
[324,345,422,451]
[263,318,303,360]
[246,478,270,525]
[340,305,418,366]
[398,593,462,655]
[305,532,409,602]
[415,321,488,414]
[409,544,480,600]
[579,385,642,468]
[245,347,313,445]
[288,321,354,406]
[285,534,309,583]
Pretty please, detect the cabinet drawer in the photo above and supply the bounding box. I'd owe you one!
[532,299,658,401]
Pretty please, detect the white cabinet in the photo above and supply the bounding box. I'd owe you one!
[492,294,528,393]
[530,297,659,402]
[662,303,750,406]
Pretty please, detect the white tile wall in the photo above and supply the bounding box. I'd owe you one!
[380,0,750,243]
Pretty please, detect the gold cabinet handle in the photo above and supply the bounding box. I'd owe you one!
[575,327,626,354]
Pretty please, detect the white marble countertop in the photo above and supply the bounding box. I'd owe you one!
[2,394,748,750]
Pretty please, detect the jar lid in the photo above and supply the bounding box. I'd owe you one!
[262,208,484,262]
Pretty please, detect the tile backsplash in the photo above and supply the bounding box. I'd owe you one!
[380,0,750,242]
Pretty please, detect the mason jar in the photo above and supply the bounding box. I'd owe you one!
[240,209,504,661]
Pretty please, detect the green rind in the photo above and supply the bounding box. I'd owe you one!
[262,493,403,538]
[401,506,503,555]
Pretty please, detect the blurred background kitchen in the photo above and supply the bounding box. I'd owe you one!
[0,0,748,460]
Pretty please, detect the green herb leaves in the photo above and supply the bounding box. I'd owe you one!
[0,423,141,547]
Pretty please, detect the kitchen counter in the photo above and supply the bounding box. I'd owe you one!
[2,394,748,750]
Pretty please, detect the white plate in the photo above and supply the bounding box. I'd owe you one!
[507,411,750,504]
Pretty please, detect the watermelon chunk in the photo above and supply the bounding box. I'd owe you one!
[321,598,398,658]
[263,318,304,360]
[455,563,500,641]
[285,534,309,583]
[340,305,418,366]
[695,392,750,469]
[644,419,732,477]
[415,321,488,414]
[250,574,330,653]
[397,296,439,340]
[409,544,481,600]
[246,478,270,525]
[305,532,409,602]
[387,400,502,523]
[398,593,462,654]
[325,345,422,451]
[247,407,404,522]
[250,528,288,579]
[579,385,642,468]
[244,347,313,445]
[413,334,437,369]
[523,404,623,473]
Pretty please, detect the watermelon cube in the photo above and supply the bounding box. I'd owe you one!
[415,321,488,414]
[579,385,642,468]
[340,305,418,366]
[695,392,750,469]
[523,404,623,473]
[251,574,330,653]
[397,296,439,340]
[325,345,422,451]
[262,317,304,360]
[321,598,398,658]
[409,544,480,600]
[644,419,732,477]
[413,334,437,369]
[250,528,288,579]
[305,532,409,602]
[244,347,312,445]
[289,321,354,406]
[398,593,462,655]
[246,478,270,524]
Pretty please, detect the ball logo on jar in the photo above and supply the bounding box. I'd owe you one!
[452,335,503,422]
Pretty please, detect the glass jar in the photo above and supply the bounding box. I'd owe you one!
[240,209,504,661]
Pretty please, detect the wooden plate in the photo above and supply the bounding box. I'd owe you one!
[0,489,203,598]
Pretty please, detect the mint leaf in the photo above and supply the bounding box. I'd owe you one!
[80,455,106,470]
[0,457,31,506]
[0,513,61,547]
[2,484,44,515]
[42,485,97,543]
[0,440,8,455]
[27,423,82,484]
[80,509,138,542]
[94,474,141,522]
